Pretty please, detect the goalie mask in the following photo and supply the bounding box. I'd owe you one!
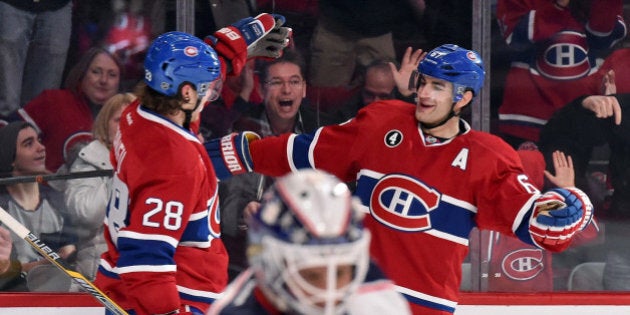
[412,44,485,102]
[247,169,370,315]
[144,31,222,101]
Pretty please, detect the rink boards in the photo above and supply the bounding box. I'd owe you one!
[1,292,629,314]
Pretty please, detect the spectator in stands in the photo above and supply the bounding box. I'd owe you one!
[421,0,472,49]
[218,49,337,280]
[8,47,122,173]
[199,60,262,140]
[306,0,425,112]
[334,59,398,122]
[591,48,630,95]
[256,0,319,59]
[473,146,600,292]
[0,0,72,117]
[64,92,134,281]
[231,49,336,135]
[0,122,76,291]
[539,91,630,290]
[495,0,626,148]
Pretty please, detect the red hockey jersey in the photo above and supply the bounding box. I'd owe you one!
[95,101,228,315]
[496,0,626,141]
[593,47,630,94]
[249,100,554,314]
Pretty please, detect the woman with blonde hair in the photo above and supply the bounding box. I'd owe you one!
[64,92,135,281]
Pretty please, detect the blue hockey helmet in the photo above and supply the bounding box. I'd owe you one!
[418,44,485,102]
[144,31,221,98]
[247,169,370,315]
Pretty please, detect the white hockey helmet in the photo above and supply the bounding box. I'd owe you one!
[247,169,370,315]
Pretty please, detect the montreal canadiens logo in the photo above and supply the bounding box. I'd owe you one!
[501,248,545,280]
[466,51,478,61]
[535,31,590,80]
[184,46,199,57]
[370,174,440,231]
[63,132,93,162]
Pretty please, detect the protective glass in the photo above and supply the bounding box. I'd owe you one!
[408,70,422,91]
[198,78,223,102]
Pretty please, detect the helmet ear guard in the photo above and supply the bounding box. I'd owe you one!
[418,44,485,102]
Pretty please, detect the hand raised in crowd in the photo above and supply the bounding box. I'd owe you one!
[389,47,426,97]
[544,150,575,188]
[601,69,616,95]
[239,60,256,100]
[582,95,622,125]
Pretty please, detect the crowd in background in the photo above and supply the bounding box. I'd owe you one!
[0,0,629,295]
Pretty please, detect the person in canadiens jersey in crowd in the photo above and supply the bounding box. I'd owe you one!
[207,44,594,315]
[94,14,291,315]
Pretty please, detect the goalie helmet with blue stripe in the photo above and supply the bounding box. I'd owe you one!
[247,169,370,315]
[144,31,221,100]
[417,44,485,102]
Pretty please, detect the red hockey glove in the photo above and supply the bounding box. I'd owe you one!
[529,187,593,249]
[205,13,291,75]
[205,131,260,180]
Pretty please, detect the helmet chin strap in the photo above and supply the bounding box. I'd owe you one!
[182,98,203,130]
[419,102,459,130]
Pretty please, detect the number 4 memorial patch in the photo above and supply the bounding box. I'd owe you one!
[384,130,403,148]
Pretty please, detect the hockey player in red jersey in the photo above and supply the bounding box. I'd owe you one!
[208,44,594,314]
[95,14,291,315]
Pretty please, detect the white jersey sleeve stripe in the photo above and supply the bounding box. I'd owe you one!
[119,230,179,247]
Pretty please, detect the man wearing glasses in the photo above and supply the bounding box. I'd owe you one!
[218,49,338,282]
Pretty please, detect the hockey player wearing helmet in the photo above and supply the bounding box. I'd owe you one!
[95,13,291,315]
[208,44,594,315]
[411,44,484,130]
[208,169,410,315]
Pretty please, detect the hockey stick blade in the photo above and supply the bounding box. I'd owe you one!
[0,206,128,315]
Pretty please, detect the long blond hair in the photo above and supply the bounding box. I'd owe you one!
[93,93,136,148]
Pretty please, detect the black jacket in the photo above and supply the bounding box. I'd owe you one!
[539,93,630,221]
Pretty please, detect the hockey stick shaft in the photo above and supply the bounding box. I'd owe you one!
[0,206,128,315]
[0,169,114,186]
